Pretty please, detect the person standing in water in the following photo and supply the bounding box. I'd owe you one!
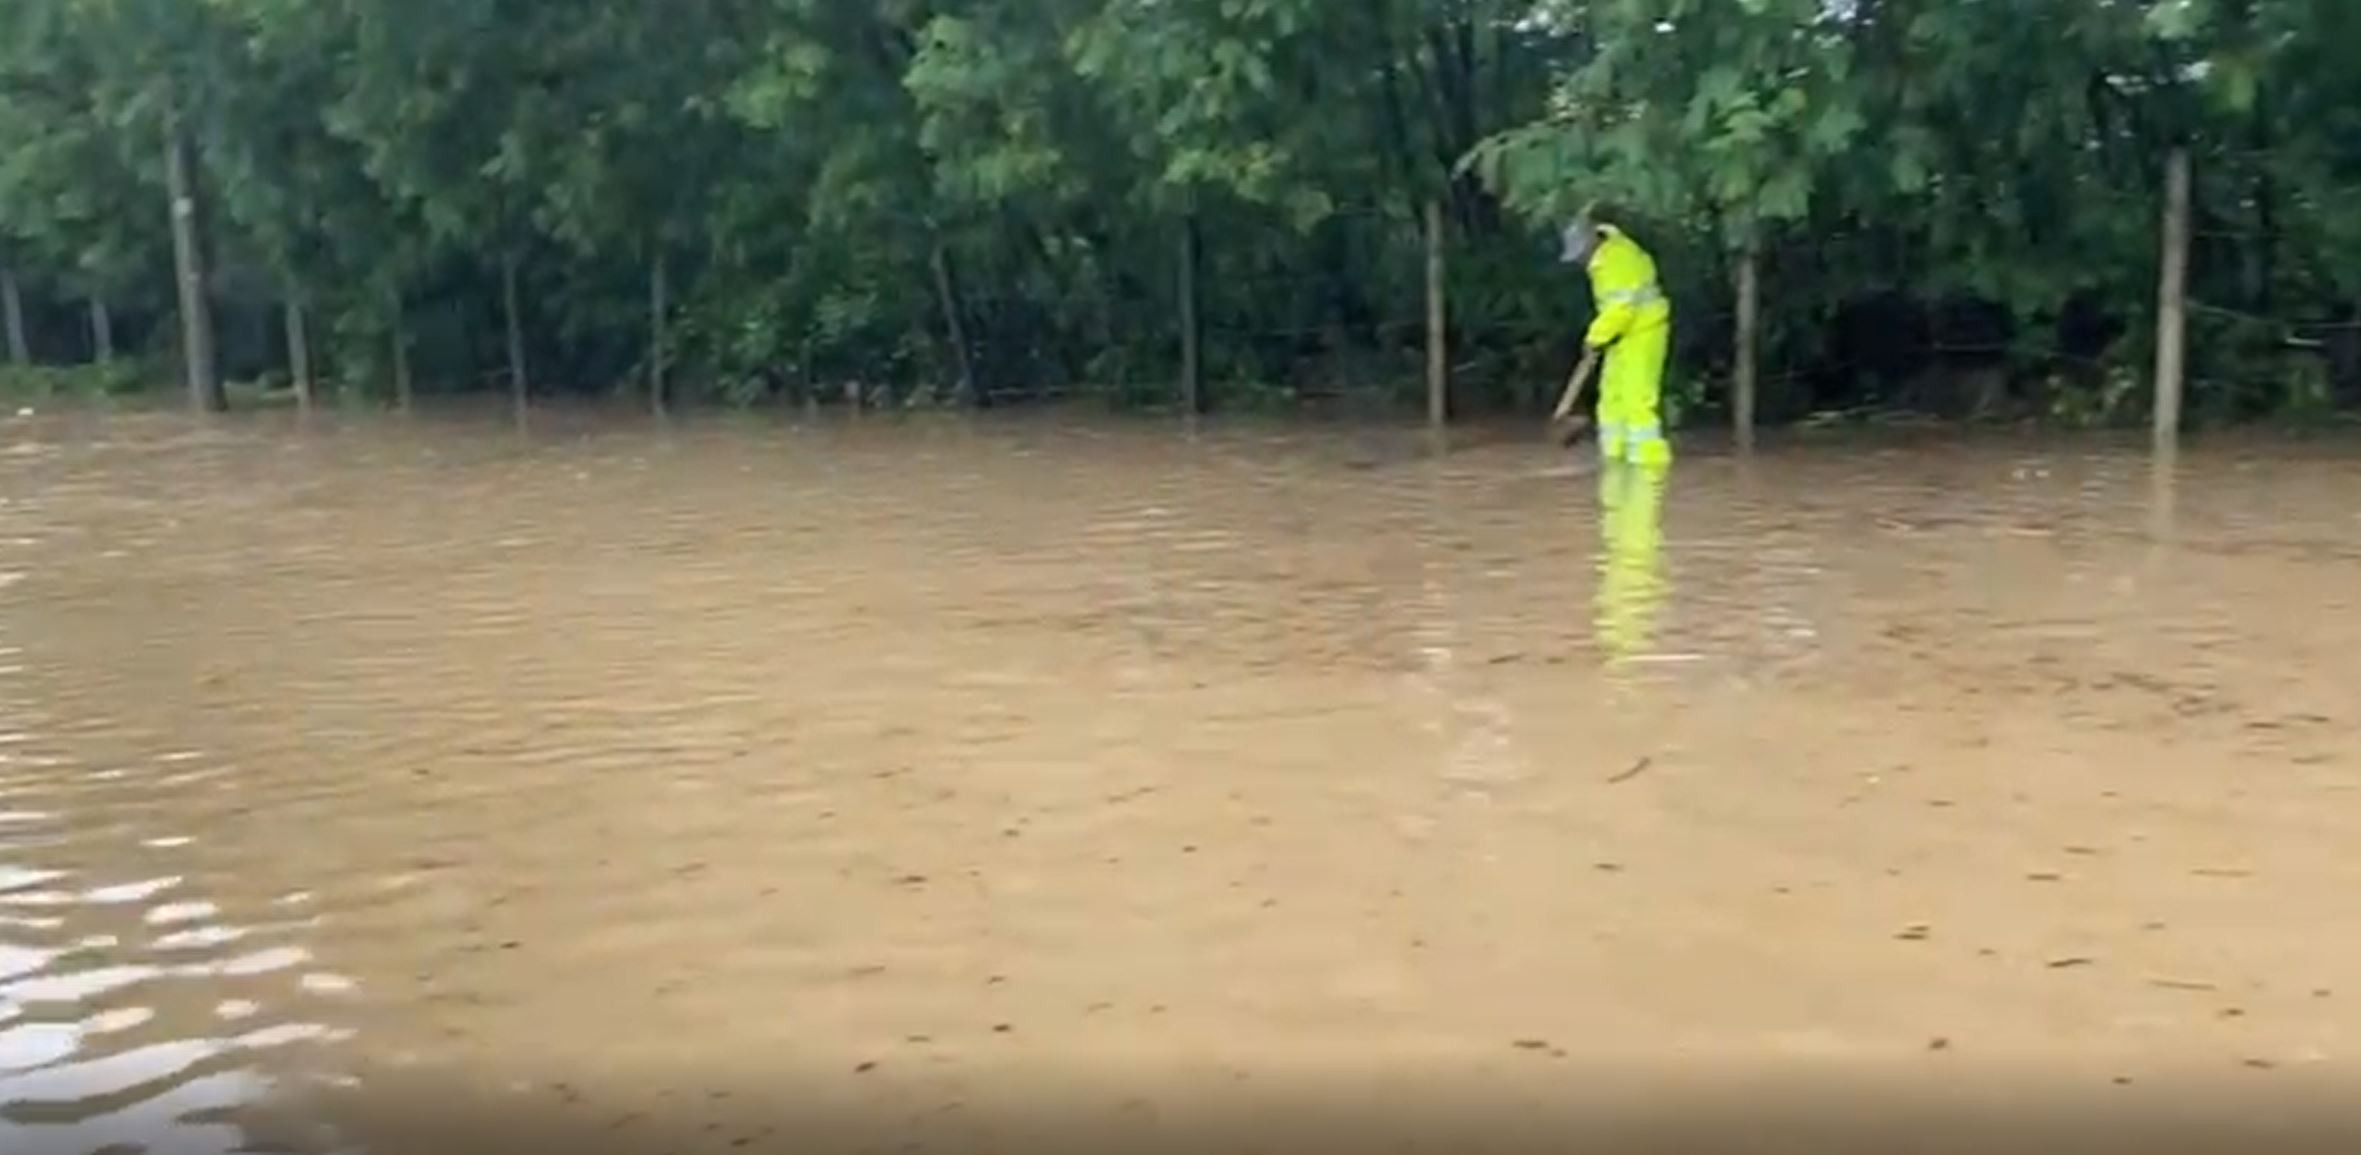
[1556,207,1674,664]
[1561,208,1674,468]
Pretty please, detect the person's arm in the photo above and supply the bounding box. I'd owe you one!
[1585,297,1635,350]
[1584,264,1639,350]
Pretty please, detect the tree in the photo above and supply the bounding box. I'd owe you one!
[1,0,189,373]
[54,0,239,409]
[532,0,756,414]
[3,0,2360,425]
[1471,0,1868,432]
[331,0,586,416]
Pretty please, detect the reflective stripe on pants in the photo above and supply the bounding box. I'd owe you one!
[1595,313,1673,467]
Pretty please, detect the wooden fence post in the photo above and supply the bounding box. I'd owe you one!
[1178,215,1201,416]
[2153,145,2192,445]
[1733,236,1760,450]
[1,267,27,365]
[164,99,222,412]
[1425,198,1448,429]
[285,297,313,409]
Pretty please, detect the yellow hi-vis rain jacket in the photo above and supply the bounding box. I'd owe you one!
[1583,226,1673,467]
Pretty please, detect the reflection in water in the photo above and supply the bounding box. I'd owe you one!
[0,761,360,1155]
[1592,460,1670,666]
[1411,460,1526,792]
[2148,441,2180,545]
[0,433,359,1154]
[0,413,2359,1152]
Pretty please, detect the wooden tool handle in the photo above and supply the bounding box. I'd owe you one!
[1551,349,1598,423]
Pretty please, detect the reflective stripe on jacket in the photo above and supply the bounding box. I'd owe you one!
[1583,226,1670,350]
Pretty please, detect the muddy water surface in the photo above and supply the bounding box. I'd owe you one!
[2,411,2359,1152]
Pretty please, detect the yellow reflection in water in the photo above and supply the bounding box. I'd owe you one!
[1593,459,1670,666]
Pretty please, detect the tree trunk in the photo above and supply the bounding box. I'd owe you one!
[648,248,669,416]
[389,287,413,412]
[90,297,114,364]
[2245,109,2275,315]
[1424,198,1448,428]
[285,296,314,409]
[501,251,528,417]
[1734,236,1761,450]
[928,241,976,407]
[1,267,27,365]
[1369,7,1423,221]
[1447,19,1480,219]
[2153,146,2191,445]
[163,103,223,412]
[1177,215,1201,415]
[2231,0,2271,316]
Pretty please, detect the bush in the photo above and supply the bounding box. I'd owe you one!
[0,361,150,402]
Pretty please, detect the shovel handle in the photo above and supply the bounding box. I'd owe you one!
[1551,349,1599,424]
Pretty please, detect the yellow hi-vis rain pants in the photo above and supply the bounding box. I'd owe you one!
[1584,226,1674,467]
[1594,459,1669,665]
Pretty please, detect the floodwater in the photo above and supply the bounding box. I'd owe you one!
[2,408,2359,1153]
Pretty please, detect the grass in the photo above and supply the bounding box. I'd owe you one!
[0,361,152,404]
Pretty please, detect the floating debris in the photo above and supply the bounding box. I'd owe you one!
[1607,756,1654,785]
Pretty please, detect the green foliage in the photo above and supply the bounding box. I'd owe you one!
[0,360,150,401]
[0,0,2359,419]
[1461,0,2361,422]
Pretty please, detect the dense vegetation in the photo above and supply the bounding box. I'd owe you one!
[3,0,2358,424]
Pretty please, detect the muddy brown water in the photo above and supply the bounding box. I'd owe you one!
[2,409,2360,1153]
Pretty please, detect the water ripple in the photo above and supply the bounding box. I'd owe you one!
[0,415,2357,1152]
